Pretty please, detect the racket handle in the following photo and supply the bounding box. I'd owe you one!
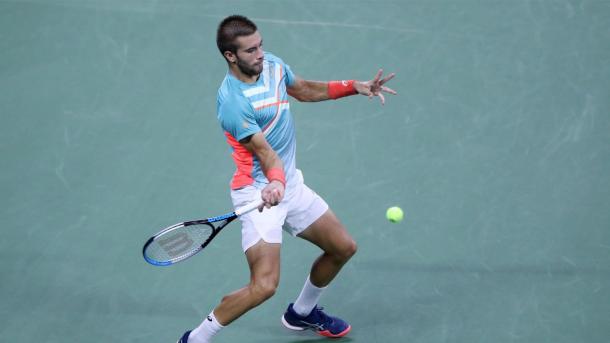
[235,201,264,216]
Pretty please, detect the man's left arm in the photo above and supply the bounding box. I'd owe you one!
[287,69,397,105]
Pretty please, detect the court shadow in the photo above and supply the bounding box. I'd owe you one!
[278,328,354,343]
[285,338,353,343]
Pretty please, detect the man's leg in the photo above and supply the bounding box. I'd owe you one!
[215,239,281,324]
[187,240,280,343]
[281,209,356,338]
[297,209,357,288]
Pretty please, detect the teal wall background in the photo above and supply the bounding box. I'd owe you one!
[1,1,609,342]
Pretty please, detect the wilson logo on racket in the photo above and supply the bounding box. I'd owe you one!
[157,232,194,258]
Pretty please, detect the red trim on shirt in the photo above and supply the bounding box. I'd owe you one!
[224,131,254,189]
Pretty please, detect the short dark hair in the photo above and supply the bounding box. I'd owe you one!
[216,15,258,58]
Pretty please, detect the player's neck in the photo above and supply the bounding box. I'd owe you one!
[229,65,259,84]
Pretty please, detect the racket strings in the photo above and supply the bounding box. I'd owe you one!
[145,223,215,263]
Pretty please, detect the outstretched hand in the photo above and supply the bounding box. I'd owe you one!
[354,69,397,105]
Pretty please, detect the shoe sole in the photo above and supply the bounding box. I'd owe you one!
[281,314,306,331]
[318,325,351,338]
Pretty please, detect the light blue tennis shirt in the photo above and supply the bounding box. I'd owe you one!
[217,52,298,190]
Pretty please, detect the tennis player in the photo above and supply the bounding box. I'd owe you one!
[178,15,396,343]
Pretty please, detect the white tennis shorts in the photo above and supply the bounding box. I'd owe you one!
[230,169,329,252]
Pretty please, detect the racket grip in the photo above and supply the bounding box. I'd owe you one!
[235,201,264,216]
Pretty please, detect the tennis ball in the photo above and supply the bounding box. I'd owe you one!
[386,206,404,223]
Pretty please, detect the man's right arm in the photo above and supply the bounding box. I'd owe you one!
[239,132,285,211]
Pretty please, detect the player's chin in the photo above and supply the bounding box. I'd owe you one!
[252,64,263,74]
[243,65,263,77]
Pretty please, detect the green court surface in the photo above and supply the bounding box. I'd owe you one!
[2,1,610,342]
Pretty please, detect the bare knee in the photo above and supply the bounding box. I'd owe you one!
[249,276,278,304]
[344,239,358,260]
[335,239,357,263]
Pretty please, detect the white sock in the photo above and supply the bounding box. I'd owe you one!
[292,275,326,316]
[188,310,224,343]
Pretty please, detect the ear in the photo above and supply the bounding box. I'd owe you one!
[224,51,237,64]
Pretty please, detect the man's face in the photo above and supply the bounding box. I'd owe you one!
[232,31,264,77]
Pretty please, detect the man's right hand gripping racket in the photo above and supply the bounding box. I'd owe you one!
[142,201,262,266]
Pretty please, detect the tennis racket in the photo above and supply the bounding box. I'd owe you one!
[142,201,262,266]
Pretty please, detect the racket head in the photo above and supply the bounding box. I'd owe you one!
[142,202,259,266]
[142,220,217,266]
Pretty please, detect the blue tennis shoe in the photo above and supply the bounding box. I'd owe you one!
[281,303,351,338]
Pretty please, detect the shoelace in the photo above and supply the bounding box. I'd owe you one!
[312,306,332,326]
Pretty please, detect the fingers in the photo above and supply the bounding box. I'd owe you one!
[381,85,397,95]
[365,87,393,105]
[379,72,396,85]
[372,68,383,83]
[362,69,397,104]
[263,189,281,205]
[260,184,284,212]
